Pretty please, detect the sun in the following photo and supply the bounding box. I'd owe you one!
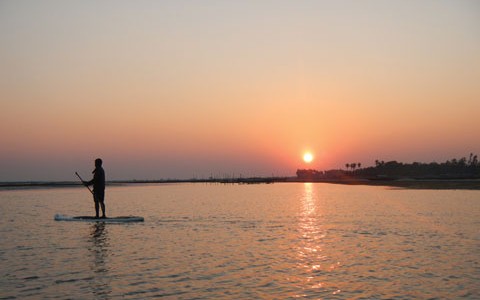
[303,152,314,163]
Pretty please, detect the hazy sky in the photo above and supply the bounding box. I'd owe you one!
[1,0,479,181]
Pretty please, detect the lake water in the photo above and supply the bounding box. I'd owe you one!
[0,183,479,299]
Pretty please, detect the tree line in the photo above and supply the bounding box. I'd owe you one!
[297,153,480,180]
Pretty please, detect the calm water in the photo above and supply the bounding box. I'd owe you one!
[0,183,479,299]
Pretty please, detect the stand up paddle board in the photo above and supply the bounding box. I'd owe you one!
[54,214,144,223]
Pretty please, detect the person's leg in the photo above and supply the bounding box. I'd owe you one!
[98,191,106,218]
[100,202,106,218]
[95,200,99,218]
[93,192,100,218]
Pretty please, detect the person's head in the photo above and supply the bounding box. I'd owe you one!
[95,158,103,167]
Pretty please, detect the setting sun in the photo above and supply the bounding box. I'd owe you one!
[303,152,314,163]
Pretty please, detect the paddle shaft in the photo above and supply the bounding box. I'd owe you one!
[75,172,94,195]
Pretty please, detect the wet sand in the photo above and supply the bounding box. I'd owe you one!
[292,178,480,190]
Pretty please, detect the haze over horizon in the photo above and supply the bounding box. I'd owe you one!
[1,1,479,181]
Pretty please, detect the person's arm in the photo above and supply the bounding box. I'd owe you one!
[84,175,95,186]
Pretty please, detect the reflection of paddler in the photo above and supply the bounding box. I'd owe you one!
[90,222,109,264]
[91,222,106,241]
[89,222,112,296]
[83,158,106,219]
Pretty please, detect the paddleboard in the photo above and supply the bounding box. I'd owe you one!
[54,214,144,223]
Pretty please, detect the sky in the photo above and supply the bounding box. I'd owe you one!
[1,0,479,181]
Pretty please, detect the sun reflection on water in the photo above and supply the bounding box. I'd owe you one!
[299,183,323,256]
[296,183,341,297]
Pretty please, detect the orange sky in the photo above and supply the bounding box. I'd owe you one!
[1,1,479,180]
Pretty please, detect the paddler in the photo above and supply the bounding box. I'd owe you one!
[83,158,106,218]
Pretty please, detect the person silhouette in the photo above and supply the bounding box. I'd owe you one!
[84,158,106,218]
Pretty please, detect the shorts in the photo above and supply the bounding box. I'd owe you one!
[93,191,105,203]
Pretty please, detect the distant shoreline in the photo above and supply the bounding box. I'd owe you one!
[1,178,479,190]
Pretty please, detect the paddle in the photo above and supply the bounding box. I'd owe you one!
[75,172,93,195]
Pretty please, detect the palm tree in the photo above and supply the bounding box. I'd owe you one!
[345,163,350,171]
